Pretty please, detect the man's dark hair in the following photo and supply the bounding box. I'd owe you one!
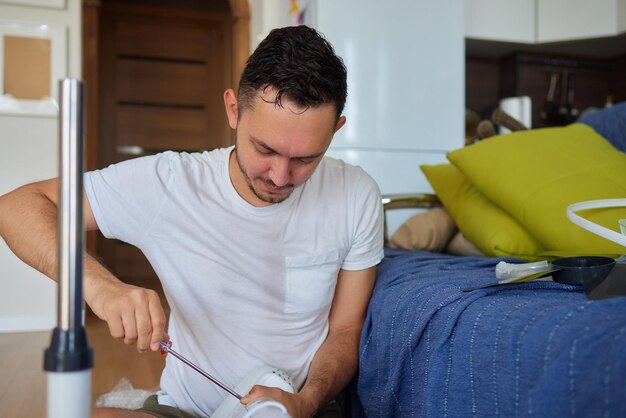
[237,25,348,121]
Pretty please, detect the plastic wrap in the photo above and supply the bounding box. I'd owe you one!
[94,378,156,409]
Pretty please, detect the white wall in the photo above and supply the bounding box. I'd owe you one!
[249,0,286,49]
[249,0,307,50]
[0,0,81,332]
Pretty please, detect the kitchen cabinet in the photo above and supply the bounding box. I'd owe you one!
[466,51,626,131]
[466,0,626,43]
[537,0,626,42]
[465,0,626,131]
[465,0,536,43]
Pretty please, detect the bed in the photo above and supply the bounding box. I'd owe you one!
[343,104,626,417]
[347,248,626,417]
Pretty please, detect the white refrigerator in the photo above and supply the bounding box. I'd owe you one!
[305,0,465,232]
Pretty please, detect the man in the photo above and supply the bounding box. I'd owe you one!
[0,26,383,417]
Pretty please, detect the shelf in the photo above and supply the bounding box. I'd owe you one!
[466,32,626,59]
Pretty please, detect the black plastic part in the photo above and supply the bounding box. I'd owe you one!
[551,256,616,286]
[44,327,94,372]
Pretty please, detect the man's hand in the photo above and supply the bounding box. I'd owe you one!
[241,385,317,418]
[86,274,166,353]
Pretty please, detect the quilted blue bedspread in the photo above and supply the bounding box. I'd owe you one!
[351,249,626,417]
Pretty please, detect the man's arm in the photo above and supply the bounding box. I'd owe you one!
[242,266,376,417]
[0,179,166,352]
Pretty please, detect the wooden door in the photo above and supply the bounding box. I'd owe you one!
[96,1,234,288]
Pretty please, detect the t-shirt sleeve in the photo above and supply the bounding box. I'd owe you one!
[341,170,384,271]
[84,153,173,246]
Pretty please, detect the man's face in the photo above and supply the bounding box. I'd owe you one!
[224,88,346,207]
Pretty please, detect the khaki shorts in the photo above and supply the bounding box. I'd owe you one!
[136,395,195,418]
[137,394,342,418]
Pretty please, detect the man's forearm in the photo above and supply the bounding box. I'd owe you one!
[0,184,61,280]
[297,326,361,415]
[293,267,376,417]
[0,183,121,297]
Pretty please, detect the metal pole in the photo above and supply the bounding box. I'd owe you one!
[44,78,93,418]
[57,77,84,331]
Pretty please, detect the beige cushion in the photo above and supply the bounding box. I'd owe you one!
[446,232,484,257]
[389,207,457,252]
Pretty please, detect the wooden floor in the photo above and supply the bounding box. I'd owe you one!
[0,312,165,418]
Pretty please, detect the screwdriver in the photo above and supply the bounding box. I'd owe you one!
[159,339,242,400]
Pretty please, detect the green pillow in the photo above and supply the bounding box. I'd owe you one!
[447,123,626,255]
[421,163,545,260]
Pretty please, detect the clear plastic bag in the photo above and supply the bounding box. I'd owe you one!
[94,377,156,409]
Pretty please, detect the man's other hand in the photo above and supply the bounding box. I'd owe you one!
[241,385,317,418]
[87,279,166,353]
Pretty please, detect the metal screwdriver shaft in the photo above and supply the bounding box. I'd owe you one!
[159,341,242,400]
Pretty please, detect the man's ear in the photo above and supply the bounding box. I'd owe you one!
[223,89,239,129]
[334,115,347,133]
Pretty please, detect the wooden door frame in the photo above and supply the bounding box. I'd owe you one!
[81,0,250,253]
[83,0,101,174]
[228,0,250,93]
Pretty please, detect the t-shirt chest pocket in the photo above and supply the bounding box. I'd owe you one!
[284,249,341,314]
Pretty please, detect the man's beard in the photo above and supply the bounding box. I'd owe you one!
[235,150,293,204]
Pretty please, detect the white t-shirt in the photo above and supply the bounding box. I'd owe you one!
[84,146,384,416]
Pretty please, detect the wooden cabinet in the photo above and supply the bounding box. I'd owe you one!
[466,51,626,129]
